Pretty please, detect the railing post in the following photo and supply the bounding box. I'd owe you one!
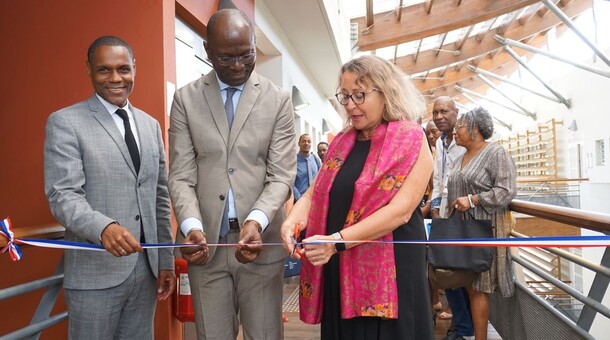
[27,256,65,340]
[577,248,610,331]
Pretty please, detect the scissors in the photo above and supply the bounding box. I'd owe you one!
[290,223,302,256]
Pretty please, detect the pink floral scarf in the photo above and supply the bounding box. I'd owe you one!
[299,120,423,324]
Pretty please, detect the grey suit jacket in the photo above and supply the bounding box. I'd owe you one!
[44,95,173,290]
[168,71,296,264]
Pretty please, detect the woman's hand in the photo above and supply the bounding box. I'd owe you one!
[451,196,471,213]
[281,220,306,259]
[302,234,336,267]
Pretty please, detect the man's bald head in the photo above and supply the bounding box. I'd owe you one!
[205,9,256,86]
[432,96,459,133]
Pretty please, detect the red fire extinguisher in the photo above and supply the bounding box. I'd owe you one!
[173,257,195,322]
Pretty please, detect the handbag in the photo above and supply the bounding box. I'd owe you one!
[429,210,494,267]
[427,211,494,289]
[428,266,478,290]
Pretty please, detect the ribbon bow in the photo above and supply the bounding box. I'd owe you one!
[0,217,22,261]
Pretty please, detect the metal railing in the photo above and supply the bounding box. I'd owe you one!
[489,200,610,339]
[2,200,610,339]
[0,225,65,340]
[515,178,588,208]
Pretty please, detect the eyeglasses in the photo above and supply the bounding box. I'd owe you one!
[453,124,467,132]
[214,52,256,66]
[335,89,380,105]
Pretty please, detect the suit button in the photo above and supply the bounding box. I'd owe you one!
[138,182,142,187]
[135,215,140,221]
[219,195,225,200]
[228,168,235,175]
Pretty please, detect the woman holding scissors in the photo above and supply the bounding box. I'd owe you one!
[281,55,434,339]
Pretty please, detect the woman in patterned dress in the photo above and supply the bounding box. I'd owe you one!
[448,107,517,340]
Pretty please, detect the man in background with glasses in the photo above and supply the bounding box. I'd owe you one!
[168,8,296,340]
[430,96,473,340]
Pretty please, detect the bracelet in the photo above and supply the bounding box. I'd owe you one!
[331,232,346,252]
[467,194,475,209]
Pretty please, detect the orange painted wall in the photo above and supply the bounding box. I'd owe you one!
[0,0,174,338]
[1,0,254,338]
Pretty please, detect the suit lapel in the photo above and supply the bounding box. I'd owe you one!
[228,73,261,151]
[202,73,230,146]
[88,95,138,177]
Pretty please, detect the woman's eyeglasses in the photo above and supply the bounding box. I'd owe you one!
[453,124,467,133]
[335,89,380,105]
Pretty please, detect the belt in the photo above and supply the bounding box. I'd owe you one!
[228,218,240,231]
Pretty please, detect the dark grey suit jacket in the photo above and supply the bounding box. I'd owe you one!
[44,95,173,290]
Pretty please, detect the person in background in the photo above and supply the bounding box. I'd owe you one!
[168,9,296,339]
[282,55,434,339]
[426,120,442,148]
[421,120,443,217]
[449,107,516,340]
[423,119,444,319]
[294,133,321,202]
[317,141,329,161]
[44,35,174,339]
[430,96,474,340]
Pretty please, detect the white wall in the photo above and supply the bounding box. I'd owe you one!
[255,0,343,148]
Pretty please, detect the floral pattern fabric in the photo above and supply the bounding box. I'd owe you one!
[299,120,423,324]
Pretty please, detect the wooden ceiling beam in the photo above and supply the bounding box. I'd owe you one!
[366,0,374,28]
[413,40,540,94]
[425,0,435,14]
[396,0,589,75]
[476,17,498,42]
[353,0,540,51]
[519,3,544,25]
[455,25,475,51]
[396,0,404,21]
[497,8,527,35]
[435,33,448,56]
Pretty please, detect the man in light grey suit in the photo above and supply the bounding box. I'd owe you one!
[44,36,175,339]
[168,9,296,340]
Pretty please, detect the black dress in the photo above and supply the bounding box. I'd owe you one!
[321,139,433,340]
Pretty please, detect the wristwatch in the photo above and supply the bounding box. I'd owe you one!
[331,232,346,252]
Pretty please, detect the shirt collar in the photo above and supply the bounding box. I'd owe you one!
[95,93,131,117]
[440,131,456,150]
[215,75,246,92]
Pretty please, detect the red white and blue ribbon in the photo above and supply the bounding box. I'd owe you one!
[1,217,23,261]
[3,216,610,262]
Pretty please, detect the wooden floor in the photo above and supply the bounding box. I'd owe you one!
[280,278,502,340]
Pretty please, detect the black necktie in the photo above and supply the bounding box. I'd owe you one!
[115,109,140,173]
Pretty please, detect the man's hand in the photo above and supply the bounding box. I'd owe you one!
[157,269,176,301]
[180,230,209,265]
[101,223,142,257]
[430,209,441,219]
[235,220,263,264]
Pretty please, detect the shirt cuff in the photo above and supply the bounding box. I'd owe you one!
[430,197,442,210]
[180,217,204,237]
[246,209,269,232]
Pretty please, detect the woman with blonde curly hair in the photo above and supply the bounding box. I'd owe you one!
[281,55,434,339]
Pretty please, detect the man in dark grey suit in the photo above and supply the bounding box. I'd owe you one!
[44,36,175,339]
[168,9,296,340]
